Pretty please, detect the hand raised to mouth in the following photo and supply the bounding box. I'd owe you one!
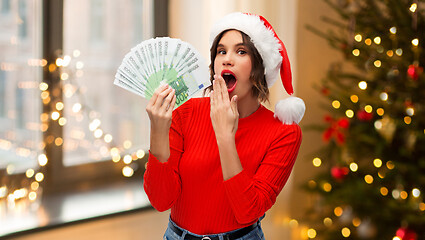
[210,74,239,139]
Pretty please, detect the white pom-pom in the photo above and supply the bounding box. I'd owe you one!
[274,96,305,125]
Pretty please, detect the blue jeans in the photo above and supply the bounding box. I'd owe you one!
[163,217,266,240]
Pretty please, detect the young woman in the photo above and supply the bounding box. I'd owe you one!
[144,12,305,240]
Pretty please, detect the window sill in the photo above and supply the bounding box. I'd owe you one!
[0,179,152,239]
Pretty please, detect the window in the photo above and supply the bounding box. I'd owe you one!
[0,0,42,173]
[62,0,153,167]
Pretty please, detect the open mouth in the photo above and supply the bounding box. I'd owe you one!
[221,70,237,93]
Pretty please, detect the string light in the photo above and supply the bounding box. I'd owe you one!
[380,187,389,196]
[307,228,317,238]
[412,188,421,198]
[410,3,417,12]
[342,227,351,237]
[332,100,341,109]
[122,166,134,177]
[345,110,354,118]
[334,207,343,216]
[364,175,374,184]
[395,48,403,56]
[349,162,358,172]
[406,107,414,116]
[312,157,322,167]
[374,60,382,67]
[358,81,367,90]
[354,34,362,42]
[323,182,332,192]
[350,95,358,103]
[352,218,361,227]
[379,92,388,101]
[386,161,395,170]
[404,116,412,125]
[389,27,397,34]
[373,36,381,44]
[323,217,332,227]
[364,105,373,113]
[352,49,360,56]
[412,38,419,47]
[365,38,372,45]
[373,158,382,168]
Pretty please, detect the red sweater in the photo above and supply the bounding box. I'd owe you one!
[143,97,302,235]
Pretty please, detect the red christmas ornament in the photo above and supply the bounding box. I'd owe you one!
[323,115,350,145]
[331,166,349,180]
[396,227,417,240]
[357,109,373,121]
[407,64,423,81]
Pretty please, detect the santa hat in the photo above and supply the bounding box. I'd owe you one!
[210,12,305,125]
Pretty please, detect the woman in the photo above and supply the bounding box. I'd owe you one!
[144,12,305,240]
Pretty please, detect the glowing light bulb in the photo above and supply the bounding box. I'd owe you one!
[51,111,60,120]
[380,187,388,196]
[350,162,358,172]
[334,207,343,216]
[26,169,35,178]
[332,100,341,109]
[412,188,421,198]
[307,228,317,238]
[345,110,354,118]
[136,150,145,158]
[122,166,134,177]
[412,38,419,46]
[39,82,48,91]
[364,105,373,113]
[354,34,362,42]
[312,158,322,167]
[364,175,374,184]
[410,3,417,12]
[358,81,367,90]
[38,154,48,166]
[389,27,397,34]
[104,134,113,143]
[342,227,351,237]
[35,172,44,182]
[374,37,381,44]
[406,107,414,116]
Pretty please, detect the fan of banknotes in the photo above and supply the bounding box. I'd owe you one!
[114,37,210,108]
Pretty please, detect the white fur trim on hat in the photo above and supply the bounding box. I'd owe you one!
[274,97,306,125]
[210,12,282,87]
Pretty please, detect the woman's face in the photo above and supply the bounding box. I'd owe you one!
[213,30,254,101]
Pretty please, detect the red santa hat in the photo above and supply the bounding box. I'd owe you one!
[210,12,305,124]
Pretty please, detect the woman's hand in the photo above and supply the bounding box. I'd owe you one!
[210,75,239,142]
[210,75,242,180]
[146,84,176,162]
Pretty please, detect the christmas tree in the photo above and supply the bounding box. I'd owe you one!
[303,0,425,239]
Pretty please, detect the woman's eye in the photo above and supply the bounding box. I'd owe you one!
[237,50,247,55]
[218,50,226,55]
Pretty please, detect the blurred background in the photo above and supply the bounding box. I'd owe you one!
[1,0,424,239]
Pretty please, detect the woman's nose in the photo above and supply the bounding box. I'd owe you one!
[222,53,234,66]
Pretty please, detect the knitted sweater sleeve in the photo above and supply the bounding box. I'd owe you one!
[143,101,190,212]
[223,124,302,224]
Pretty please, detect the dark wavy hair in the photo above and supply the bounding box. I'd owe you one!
[205,29,269,102]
